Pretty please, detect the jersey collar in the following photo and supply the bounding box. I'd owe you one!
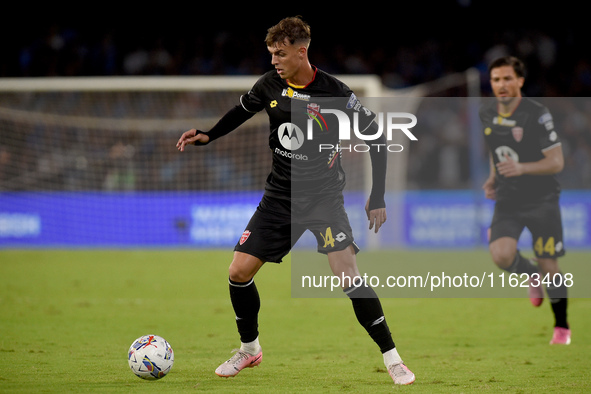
[497,96,522,117]
[287,66,317,89]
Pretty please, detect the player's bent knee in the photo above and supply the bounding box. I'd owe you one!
[491,253,515,269]
[489,238,518,269]
[228,253,264,283]
[489,246,515,269]
[228,263,252,283]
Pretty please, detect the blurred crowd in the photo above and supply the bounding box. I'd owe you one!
[1,16,590,191]
[3,22,591,97]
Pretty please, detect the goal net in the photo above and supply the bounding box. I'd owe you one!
[0,72,478,248]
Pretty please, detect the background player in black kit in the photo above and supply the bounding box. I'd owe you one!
[480,56,570,345]
[176,16,415,385]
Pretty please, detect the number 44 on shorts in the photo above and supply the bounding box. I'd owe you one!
[533,236,563,257]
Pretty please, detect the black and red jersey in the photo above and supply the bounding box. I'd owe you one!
[479,97,562,202]
[240,67,376,199]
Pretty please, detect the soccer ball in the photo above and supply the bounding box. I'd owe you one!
[128,334,174,380]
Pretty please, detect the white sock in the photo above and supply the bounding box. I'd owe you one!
[383,347,402,367]
[240,337,261,355]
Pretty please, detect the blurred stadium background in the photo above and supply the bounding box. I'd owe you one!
[0,3,590,251]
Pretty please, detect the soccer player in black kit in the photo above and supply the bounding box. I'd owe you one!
[176,17,415,384]
[481,56,570,345]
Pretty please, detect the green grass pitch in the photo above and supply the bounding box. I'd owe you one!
[1,249,590,393]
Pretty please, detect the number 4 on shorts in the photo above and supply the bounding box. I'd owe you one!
[321,227,335,248]
[534,236,555,256]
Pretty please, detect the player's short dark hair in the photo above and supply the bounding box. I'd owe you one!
[265,16,311,47]
[488,56,526,78]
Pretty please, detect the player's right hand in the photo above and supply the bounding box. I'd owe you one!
[365,199,387,234]
[482,177,496,200]
[176,129,210,151]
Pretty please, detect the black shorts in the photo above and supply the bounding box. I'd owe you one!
[489,198,565,258]
[234,192,358,263]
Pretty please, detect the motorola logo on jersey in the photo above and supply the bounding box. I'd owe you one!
[494,145,519,163]
[275,122,309,161]
[278,123,305,150]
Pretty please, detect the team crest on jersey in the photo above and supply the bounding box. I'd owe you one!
[239,230,251,245]
[512,127,523,142]
[307,103,320,117]
[307,103,328,131]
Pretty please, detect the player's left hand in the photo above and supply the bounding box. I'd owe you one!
[365,199,387,233]
[496,154,524,177]
[176,129,210,152]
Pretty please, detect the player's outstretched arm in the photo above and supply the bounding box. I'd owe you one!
[364,122,388,233]
[176,105,255,152]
